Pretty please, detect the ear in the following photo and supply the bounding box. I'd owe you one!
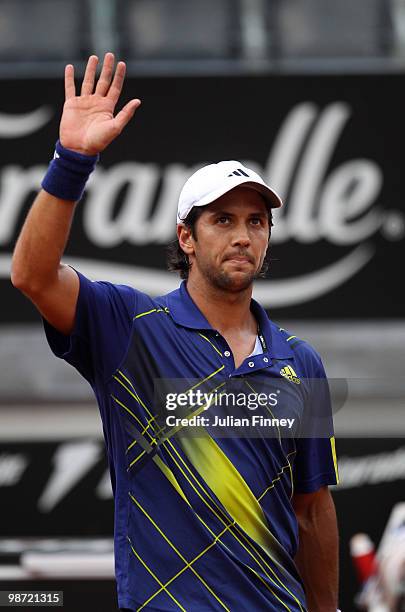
[177,224,195,256]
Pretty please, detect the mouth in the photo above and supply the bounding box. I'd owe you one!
[224,255,254,264]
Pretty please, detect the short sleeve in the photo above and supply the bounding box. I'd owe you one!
[293,352,339,494]
[42,268,143,385]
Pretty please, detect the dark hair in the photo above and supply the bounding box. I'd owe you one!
[166,207,273,279]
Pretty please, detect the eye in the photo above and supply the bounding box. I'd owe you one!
[250,217,262,225]
[217,216,231,224]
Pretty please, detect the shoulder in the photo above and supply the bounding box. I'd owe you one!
[269,320,325,376]
[75,269,157,319]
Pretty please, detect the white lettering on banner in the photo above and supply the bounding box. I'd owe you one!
[37,441,101,512]
[279,103,350,242]
[320,160,383,245]
[96,469,113,500]
[269,103,383,244]
[0,102,403,307]
[0,166,45,244]
[85,163,159,247]
[148,164,193,242]
[264,102,317,217]
[333,447,405,489]
[0,106,52,137]
[85,163,192,246]
[0,453,28,486]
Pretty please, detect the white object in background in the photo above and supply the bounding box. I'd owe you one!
[21,553,114,579]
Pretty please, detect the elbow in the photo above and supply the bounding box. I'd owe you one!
[10,256,31,292]
[11,273,33,296]
[11,263,43,297]
[11,262,58,298]
[10,263,27,292]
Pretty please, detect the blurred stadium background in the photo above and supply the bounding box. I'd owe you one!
[0,0,405,610]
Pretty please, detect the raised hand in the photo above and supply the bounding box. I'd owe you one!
[60,53,141,155]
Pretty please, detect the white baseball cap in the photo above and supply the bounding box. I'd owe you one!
[177,160,282,224]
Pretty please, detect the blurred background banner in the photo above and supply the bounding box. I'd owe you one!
[1,436,405,610]
[1,1,405,610]
[0,74,404,320]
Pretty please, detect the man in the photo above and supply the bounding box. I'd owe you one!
[11,53,339,611]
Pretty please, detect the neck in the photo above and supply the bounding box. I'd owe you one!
[186,273,256,335]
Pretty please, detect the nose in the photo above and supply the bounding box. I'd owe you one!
[231,222,251,248]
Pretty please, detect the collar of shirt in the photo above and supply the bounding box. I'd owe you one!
[166,281,294,361]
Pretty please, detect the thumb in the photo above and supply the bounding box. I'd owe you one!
[113,99,141,133]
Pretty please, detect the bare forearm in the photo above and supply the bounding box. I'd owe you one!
[294,489,339,612]
[11,189,77,292]
[10,54,139,335]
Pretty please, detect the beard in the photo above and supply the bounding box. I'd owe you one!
[199,258,262,292]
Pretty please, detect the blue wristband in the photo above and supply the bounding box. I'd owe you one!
[41,140,99,202]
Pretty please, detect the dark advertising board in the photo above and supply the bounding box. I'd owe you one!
[0,73,404,321]
[1,438,405,611]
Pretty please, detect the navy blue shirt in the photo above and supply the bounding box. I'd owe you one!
[43,270,338,612]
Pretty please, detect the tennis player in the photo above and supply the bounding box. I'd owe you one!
[11,53,340,611]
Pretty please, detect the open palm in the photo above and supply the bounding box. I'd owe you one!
[60,53,140,155]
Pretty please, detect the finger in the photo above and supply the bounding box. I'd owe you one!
[106,61,126,105]
[113,99,141,134]
[65,64,76,100]
[95,52,115,96]
[81,55,98,95]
